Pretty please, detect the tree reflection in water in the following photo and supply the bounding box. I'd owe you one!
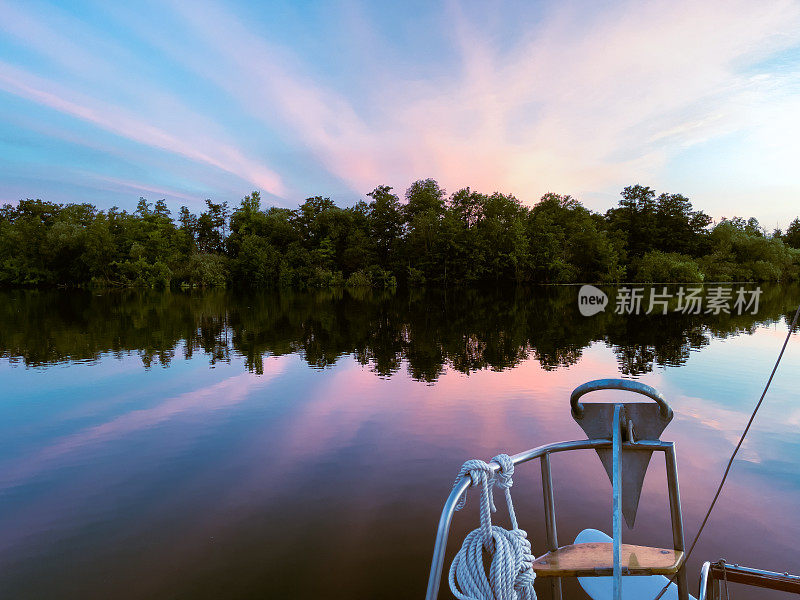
[2,284,798,380]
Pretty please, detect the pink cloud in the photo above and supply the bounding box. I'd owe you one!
[85,175,198,204]
[3,0,800,217]
[0,60,286,197]
[150,0,800,212]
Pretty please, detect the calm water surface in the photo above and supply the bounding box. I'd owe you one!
[1,286,799,599]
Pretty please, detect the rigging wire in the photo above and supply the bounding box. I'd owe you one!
[651,301,800,600]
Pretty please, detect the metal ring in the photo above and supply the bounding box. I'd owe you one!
[570,378,672,420]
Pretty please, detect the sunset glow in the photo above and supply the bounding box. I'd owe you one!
[1,1,799,225]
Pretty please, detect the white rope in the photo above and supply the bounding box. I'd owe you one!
[448,454,537,600]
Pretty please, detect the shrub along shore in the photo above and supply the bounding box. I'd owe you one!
[1,180,799,288]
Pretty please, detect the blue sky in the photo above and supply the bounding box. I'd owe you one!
[1,0,799,227]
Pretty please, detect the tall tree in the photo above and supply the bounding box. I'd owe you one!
[654,193,711,255]
[785,218,800,249]
[606,185,658,259]
[367,185,403,268]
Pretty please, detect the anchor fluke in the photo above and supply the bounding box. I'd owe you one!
[571,380,674,528]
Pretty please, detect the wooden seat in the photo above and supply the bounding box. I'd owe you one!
[531,542,684,577]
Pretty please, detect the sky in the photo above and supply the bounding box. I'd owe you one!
[1,0,799,227]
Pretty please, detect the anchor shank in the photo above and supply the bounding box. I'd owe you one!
[612,403,623,600]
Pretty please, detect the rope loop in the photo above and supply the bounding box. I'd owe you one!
[492,454,514,490]
[453,459,495,511]
[449,454,536,600]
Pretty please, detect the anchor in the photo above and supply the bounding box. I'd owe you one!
[571,379,674,529]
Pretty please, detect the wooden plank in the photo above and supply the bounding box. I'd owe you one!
[575,530,696,600]
[531,542,684,577]
[710,564,800,594]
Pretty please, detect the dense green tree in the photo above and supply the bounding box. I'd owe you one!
[653,193,712,255]
[367,186,403,269]
[529,193,623,283]
[229,235,278,288]
[403,180,448,282]
[441,188,487,282]
[1,182,797,289]
[698,218,799,282]
[449,187,483,228]
[784,218,800,249]
[293,196,336,246]
[195,199,228,254]
[634,251,704,283]
[403,178,446,222]
[473,192,528,281]
[606,185,658,259]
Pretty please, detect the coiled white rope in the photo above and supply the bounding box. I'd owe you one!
[448,454,537,600]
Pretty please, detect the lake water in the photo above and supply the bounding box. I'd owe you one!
[1,286,799,599]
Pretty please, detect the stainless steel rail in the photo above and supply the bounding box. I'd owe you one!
[424,438,676,600]
[698,562,713,600]
[699,560,800,599]
[612,405,623,600]
[570,379,673,420]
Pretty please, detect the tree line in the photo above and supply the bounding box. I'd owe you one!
[1,180,799,288]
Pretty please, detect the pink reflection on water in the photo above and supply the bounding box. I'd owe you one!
[2,327,798,598]
[0,356,288,488]
[223,339,800,583]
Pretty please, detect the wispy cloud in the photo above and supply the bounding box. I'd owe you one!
[0,61,286,196]
[88,175,200,203]
[161,0,800,209]
[0,0,799,217]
